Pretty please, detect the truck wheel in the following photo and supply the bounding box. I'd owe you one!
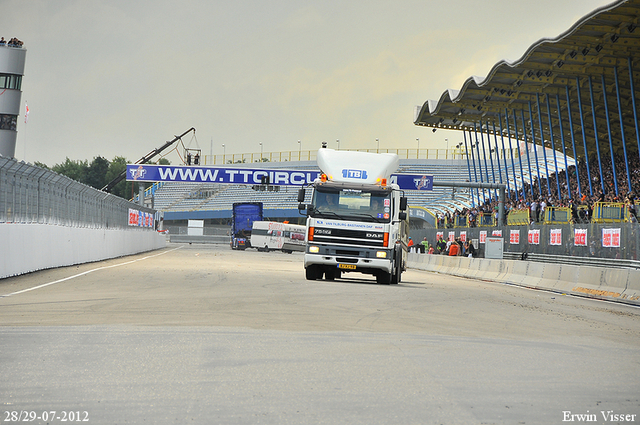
[325,269,335,281]
[305,266,319,280]
[390,254,401,285]
[376,271,392,285]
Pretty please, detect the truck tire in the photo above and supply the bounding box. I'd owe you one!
[376,271,392,285]
[305,266,319,280]
[390,251,402,285]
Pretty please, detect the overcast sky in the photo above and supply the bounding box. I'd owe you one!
[2,0,611,166]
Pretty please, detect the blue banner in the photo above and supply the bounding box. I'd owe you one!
[126,164,433,190]
[390,174,433,191]
[127,164,321,186]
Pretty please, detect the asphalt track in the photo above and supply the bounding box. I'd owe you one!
[0,244,638,424]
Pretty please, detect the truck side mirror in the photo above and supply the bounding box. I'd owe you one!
[399,196,408,211]
[297,188,306,203]
[399,212,407,220]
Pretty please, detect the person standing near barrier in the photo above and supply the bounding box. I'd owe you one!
[420,237,428,253]
[465,240,476,258]
[531,199,539,223]
[408,237,414,253]
[570,199,579,223]
[448,239,460,256]
[436,235,446,254]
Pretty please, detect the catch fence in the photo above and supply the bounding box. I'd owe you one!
[0,157,157,229]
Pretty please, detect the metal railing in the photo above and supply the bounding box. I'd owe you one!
[202,148,520,166]
[0,157,156,229]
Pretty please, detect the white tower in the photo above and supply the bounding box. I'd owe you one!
[0,40,26,158]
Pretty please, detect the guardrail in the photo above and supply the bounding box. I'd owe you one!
[503,252,640,270]
[202,148,520,165]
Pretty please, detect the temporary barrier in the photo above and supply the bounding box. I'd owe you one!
[406,252,640,306]
[454,215,468,227]
[593,202,629,223]
[507,209,530,225]
[478,213,495,227]
[544,207,571,224]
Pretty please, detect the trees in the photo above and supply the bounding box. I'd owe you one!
[86,156,110,190]
[39,156,171,200]
[52,158,88,183]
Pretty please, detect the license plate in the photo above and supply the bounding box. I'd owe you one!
[338,264,356,270]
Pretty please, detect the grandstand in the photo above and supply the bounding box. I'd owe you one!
[152,145,575,226]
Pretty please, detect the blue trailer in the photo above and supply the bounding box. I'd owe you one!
[230,202,263,250]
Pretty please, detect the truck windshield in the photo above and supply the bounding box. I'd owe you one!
[311,188,391,223]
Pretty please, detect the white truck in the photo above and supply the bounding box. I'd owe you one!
[297,148,409,284]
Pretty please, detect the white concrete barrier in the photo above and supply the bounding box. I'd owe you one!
[0,224,166,279]
[407,253,640,306]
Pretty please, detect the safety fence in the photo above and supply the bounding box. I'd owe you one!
[411,222,640,261]
[0,157,157,229]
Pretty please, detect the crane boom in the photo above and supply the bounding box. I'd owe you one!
[101,127,196,192]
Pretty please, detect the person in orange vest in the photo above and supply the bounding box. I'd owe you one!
[407,237,414,253]
[448,238,460,256]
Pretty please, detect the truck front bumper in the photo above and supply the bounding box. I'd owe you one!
[304,244,393,274]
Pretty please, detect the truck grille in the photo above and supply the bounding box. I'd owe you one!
[312,227,386,247]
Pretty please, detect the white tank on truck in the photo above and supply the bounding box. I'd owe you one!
[297,148,409,284]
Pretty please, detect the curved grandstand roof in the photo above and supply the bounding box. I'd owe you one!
[414,0,640,158]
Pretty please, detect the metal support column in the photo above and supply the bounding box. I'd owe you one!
[519,109,535,200]
[511,110,526,200]
[614,65,632,194]
[601,73,619,196]
[473,124,487,202]
[565,85,582,197]
[463,131,475,207]
[504,109,519,199]
[555,94,571,199]
[491,120,503,187]
[576,77,593,196]
[545,95,562,199]
[527,101,542,199]
[467,130,481,205]
[433,181,506,225]
[480,121,498,200]
[588,75,606,194]
[498,112,512,197]
[535,94,552,196]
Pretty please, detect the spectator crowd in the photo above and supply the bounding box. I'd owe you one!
[439,153,639,226]
[0,37,24,48]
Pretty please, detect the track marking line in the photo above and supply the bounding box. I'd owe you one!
[0,247,182,298]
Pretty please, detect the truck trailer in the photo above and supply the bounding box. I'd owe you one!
[230,202,263,250]
[298,149,409,284]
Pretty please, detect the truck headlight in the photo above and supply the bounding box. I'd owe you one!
[376,251,387,258]
[309,246,320,253]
